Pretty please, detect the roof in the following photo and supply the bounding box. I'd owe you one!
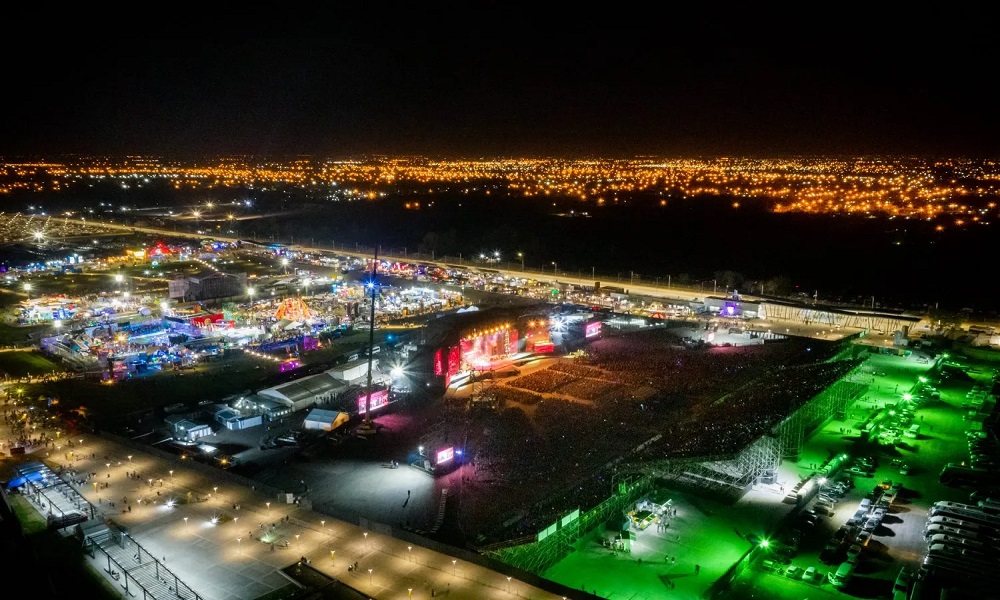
[304,408,346,423]
[262,372,348,403]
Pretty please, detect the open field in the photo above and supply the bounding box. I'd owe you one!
[0,350,62,378]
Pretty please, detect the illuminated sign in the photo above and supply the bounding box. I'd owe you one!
[585,321,602,338]
[436,447,455,464]
[357,389,389,414]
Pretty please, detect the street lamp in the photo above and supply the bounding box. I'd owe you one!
[295,534,300,547]
[551,261,557,275]
[266,501,271,514]
[237,537,242,555]
[507,576,512,592]
[363,531,368,549]
[330,550,335,564]
[183,517,188,530]
[281,258,289,275]
[368,568,373,585]
[408,546,412,562]
[517,252,524,270]
[452,559,457,575]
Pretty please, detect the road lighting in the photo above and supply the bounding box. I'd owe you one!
[507,576,512,592]
[551,261,557,275]
[295,534,300,547]
[408,546,412,562]
[281,258,289,275]
[517,252,524,270]
[368,568,373,585]
[237,537,242,555]
[363,531,368,549]
[330,550,335,564]
[183,516,188,530]
[169,469,174,480]
[266,501,271,514]
[452,559,457,575]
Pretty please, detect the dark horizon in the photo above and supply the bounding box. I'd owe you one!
[4,16,999,160]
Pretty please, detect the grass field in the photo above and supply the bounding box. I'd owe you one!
[8,494,121,600]
[0,350,62,377]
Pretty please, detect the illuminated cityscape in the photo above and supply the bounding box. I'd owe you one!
[3,156,999,226]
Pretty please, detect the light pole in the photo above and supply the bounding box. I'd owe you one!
[281,258,289,275]
[363,531,368,549]
[507,576,512,592]
[408,546,412,562]
[452,559,457,575]
[237,537,242,555]
[295,534,300,548]
[330,550,335,564]
[517,252,524,271]
[183,517,188,531]
[551,262,557,275]
[266,501,271,515]
[368,568,373,585]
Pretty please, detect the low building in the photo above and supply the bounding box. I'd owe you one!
[168,269,248,302]
[212,406,263,431]
[164,414,214,441]
[302,408,350,431]
[257,372,349,412]
[328,357,376,383]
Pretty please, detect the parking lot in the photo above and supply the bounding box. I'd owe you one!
[723,350,998,599]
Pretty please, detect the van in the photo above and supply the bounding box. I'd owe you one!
[828,561,855,588]
[905,424,920,438]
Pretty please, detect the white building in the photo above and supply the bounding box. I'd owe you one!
[257,372,349,412]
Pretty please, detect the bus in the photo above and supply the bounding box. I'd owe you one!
[921,553,1000,587]
[939,463,1000,487]
[928,506,1000,530]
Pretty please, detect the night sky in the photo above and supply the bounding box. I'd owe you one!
[4,12,998,159]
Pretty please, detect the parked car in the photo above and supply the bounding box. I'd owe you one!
[803,566,820,583]
[785,565,802,579]
[847,544,862,561]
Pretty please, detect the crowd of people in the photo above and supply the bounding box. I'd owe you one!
[465,330,856,544]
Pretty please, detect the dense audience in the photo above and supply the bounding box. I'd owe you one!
[466,331,859,544]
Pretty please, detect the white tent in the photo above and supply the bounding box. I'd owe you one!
[302,408,349,431]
